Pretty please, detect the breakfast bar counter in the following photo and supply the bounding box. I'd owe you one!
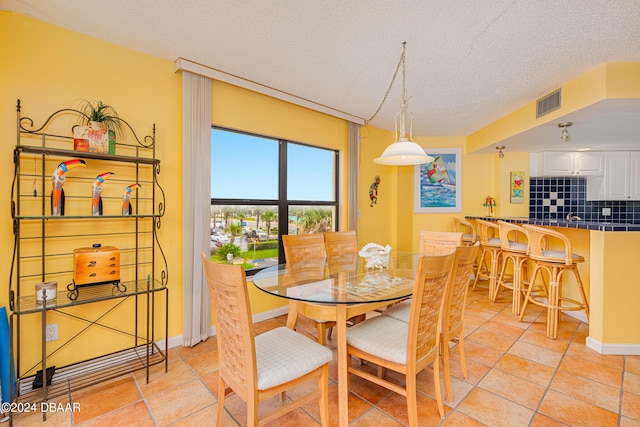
[465,215,640,355]
[465,215,640,232]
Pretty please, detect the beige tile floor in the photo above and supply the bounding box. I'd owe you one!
[10,287,640,426]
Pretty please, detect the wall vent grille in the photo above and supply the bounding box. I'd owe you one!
[536,89,561,118]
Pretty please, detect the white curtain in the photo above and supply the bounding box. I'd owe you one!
[181,71,212,347]
[348,122,360,230]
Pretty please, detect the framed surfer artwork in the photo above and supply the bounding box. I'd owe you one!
[414,148,462,213]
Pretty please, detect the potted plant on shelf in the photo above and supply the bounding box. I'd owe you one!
[74,100,124,154]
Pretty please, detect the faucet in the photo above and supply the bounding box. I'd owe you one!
[566,213,582,221]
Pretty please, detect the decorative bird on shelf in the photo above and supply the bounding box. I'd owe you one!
[122,183,141,215]
[51,159,86,216]
[91,172,115,216]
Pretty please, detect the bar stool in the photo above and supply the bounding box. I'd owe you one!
[495,221,529,314]
[453,218,479,280]
[472,219,502,299]
[518,224,589,339]
[453,218,477,246]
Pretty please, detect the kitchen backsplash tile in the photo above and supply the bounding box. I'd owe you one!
[529,176,640,223]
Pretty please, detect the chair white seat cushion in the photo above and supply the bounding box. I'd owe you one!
[255,327,333,390]
[346,316,407,364]
[508,242,528,251]
[488,237,501,244]
[381,299,411,323]
[541,249,582,260]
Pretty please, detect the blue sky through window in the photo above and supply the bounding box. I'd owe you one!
[212,129,335,201]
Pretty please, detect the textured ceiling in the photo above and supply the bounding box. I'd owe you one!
[3,0,640,152]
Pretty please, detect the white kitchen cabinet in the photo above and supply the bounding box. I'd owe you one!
[586,151,640,200]
[530,151,604,176]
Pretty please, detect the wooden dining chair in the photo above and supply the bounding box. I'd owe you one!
[346,252,456,423]
[380,230,462,320]
[380,243,479,402]
[440,242,480,401]
[201,254,332,427]
[282,233,335,345]
[420,230,463,254]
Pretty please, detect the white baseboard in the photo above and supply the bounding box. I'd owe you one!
[586,336,640,355]
[159,305,290,350]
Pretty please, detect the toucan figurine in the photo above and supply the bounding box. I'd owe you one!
[122,183,141,215]
[51,159,86,216]
[91,172,115,216]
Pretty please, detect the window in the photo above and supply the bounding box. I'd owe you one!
[211,127,338,274]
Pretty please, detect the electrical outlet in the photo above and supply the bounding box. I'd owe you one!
[46,323,58,342]
[602,207,611,217]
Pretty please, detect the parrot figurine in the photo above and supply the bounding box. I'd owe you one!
[91,172,115,216]
[122,183,141,215]
[51,159,86,216]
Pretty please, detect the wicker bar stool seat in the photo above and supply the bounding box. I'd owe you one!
[518,224,589,339]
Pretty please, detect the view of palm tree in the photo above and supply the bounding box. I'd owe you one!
[210,205,334,269]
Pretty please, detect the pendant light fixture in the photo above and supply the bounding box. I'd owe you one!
[371,43,434,166]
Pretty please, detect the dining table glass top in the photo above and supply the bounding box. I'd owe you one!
[252,251,420,305]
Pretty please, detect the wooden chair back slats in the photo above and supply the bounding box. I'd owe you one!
[419,230,463,255]
[282,234,326,263]
[202,255,255,400]
[440,243,480,401]
[443,243,480,338]
[408,252,456,368]
[324,230,358,257]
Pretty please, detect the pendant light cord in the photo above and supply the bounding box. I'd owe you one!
[366,42,406,124]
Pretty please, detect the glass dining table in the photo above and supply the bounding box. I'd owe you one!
[252,251,419,427]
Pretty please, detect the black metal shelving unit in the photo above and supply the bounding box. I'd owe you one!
[8,100,169,423]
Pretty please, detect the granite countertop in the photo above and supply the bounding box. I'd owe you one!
[465,216,640,232]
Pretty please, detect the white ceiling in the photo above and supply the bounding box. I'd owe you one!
[3,0,640,153]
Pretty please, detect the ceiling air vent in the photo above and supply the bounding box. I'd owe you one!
[536,88,561,118]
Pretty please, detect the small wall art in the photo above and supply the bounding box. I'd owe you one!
[414,148,462,213]
[510,171,525,204]
[369,175,380,207]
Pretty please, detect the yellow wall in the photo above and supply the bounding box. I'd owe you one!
[0,12,182,368]
[590,231,640,344]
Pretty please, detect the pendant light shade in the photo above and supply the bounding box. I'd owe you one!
[374,138,433,165]
[372,43,434,166]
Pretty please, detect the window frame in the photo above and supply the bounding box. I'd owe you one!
[211,126,340,275]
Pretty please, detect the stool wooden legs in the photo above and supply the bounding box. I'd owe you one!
[519,262,589,339]
[495,253,528,315]
[472,246,501,300]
